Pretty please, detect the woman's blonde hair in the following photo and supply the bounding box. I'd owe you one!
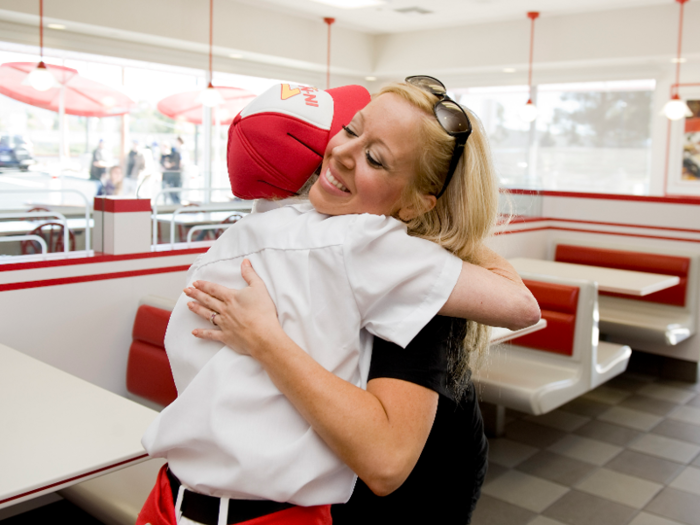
[378,82,500,399]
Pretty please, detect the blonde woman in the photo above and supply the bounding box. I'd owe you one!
[179,77,532,524]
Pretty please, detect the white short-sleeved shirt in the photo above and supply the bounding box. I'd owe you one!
[141,202,462,506]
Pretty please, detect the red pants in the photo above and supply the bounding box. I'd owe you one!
[136,465,332,525]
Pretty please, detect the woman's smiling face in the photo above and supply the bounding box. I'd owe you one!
[309,93,427,218]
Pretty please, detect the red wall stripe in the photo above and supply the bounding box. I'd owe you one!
[505,188,700,205]
[547,217,700,234]
[0,453,149,506]
[495,226,551,236]
[504,216,700,234]
[496,224,700,243]
[0,265,191,292]
[0,248,207,273]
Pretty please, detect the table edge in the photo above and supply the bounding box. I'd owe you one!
[0,453,150,510]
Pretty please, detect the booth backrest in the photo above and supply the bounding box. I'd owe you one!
[511,279,579,356]
[126,297,177,407]
[554,244,690,307]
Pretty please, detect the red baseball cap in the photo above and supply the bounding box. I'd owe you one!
[227,83,371,200]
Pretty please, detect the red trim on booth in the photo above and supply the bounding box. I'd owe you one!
[0,248,208,272]
[0,453,149,506]
[94,197,152,213]
[0,265,191,292]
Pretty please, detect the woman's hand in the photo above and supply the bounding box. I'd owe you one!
[184,259,282,356]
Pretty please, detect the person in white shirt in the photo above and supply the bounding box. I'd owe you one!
[138,78,539,525]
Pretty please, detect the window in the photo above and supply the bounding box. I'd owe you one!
[455,80,655,195]
[0,42,293,259]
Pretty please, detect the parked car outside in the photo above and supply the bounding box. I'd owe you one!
[0,135,35,171]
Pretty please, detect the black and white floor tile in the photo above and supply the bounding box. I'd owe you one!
[473,371,700,525]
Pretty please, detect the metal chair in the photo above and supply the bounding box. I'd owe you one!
[21,222,76,254]
[197,212,245,241]
[26,207,53,221]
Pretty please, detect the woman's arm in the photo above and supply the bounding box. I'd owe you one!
[185,262,438,496]
[439,246,540,330]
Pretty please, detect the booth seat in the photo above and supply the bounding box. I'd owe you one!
[60,296,176,525]
[472,274,631,422]
[126,295,178,408]
[553,241,699,347]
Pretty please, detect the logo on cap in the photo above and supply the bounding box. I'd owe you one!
[280,84,319,107]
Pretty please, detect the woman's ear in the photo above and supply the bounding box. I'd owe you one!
[397,194,437,222]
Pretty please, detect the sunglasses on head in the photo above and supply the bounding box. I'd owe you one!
[405,76,472,199]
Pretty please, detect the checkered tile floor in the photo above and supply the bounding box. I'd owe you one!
[473,371,700,525]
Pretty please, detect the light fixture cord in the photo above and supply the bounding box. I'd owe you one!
[324,18,335,90]
[39,0,43,59]
[209,0,213,84]
[674,0,689,94]
[527,12,539,102]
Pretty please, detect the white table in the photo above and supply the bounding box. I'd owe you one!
[509,257,680,296]
[490,319,547,344]
[156,210,248,226]
[0,344,158,509]
[0,218,93,236]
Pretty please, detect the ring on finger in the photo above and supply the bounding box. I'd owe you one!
[210,312,218,326]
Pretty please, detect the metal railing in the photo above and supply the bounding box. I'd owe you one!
[1,189,91,253]
[150,187,250,248]
[185,223,234,246]
[0,211,69,254]
[0,235,48,258]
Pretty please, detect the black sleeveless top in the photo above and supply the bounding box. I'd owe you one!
[331,316,488,524]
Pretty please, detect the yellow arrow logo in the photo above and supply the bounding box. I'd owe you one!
[281,84,301,100]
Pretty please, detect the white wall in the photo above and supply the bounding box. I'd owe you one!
[0,252,198,395]
[0,0,375,88]
[373,3,700,86]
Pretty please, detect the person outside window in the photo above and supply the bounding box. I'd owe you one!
[99,165,123,196]
[90,140,108,193]
[162,137,183,204]
[124,140,146,195]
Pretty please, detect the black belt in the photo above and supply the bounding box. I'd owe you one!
[167,468,294,525]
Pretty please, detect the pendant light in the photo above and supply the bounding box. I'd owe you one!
[324,18,335,89]
[197,0,224,108]
[664,0,691,120]
[26,0,56,91]
[518,11,540,123]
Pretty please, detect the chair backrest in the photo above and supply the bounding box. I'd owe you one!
[27,207,53,221]
[555,243,690,307]
[512,273,599,372]
[20,222,76,254]
[215,213,244,239]
[221,213,244,225]
[513,279,580,356]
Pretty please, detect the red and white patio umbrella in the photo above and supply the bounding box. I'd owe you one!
[0,62,135,117]
[156,87,254,126]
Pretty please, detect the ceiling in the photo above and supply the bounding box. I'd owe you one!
[237,0,673,34]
